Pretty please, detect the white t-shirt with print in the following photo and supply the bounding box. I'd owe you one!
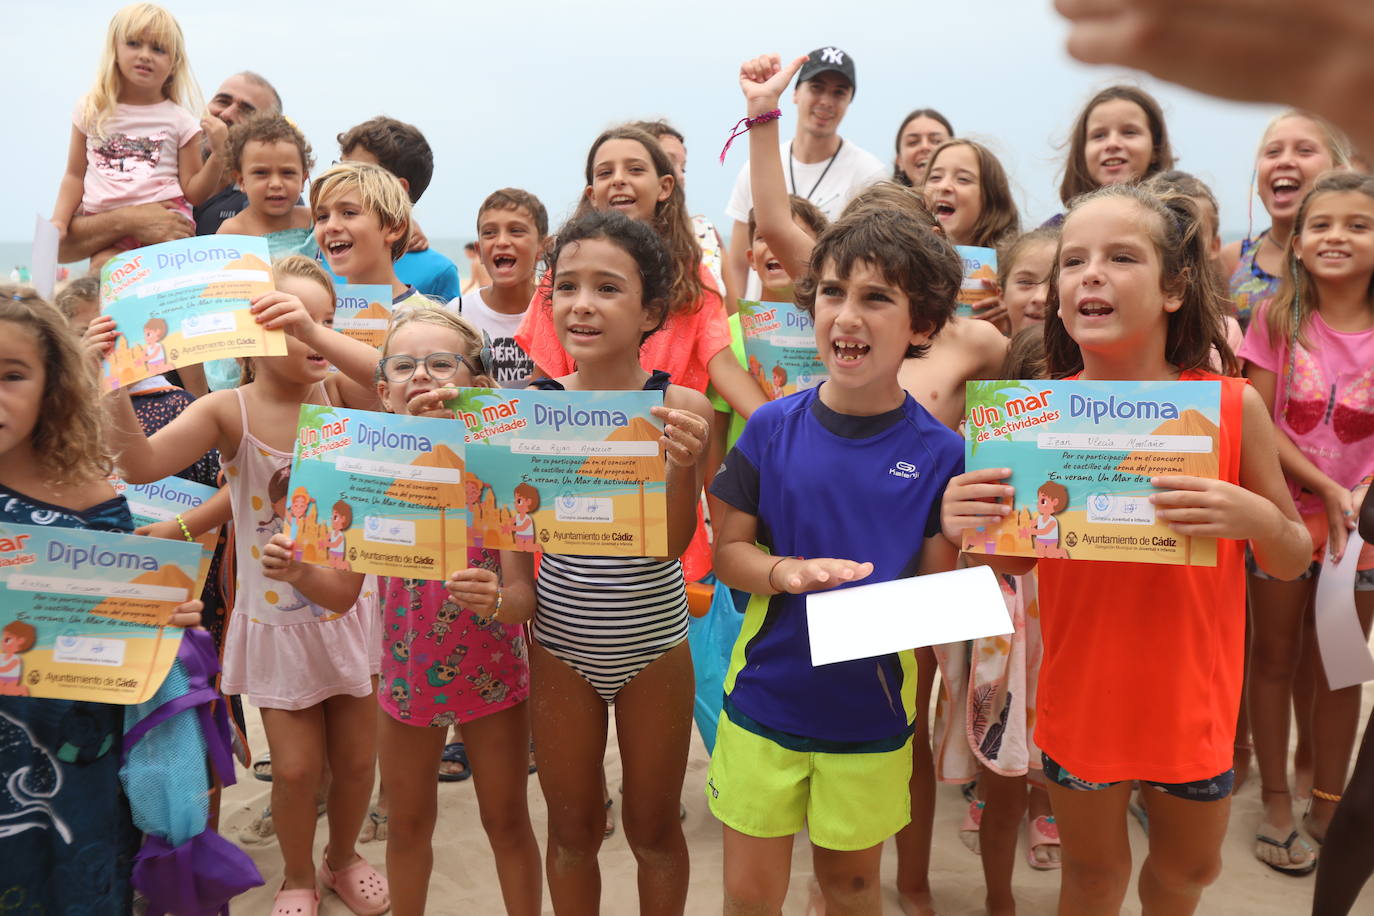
[447,290,534,388]
[725,137,888,298]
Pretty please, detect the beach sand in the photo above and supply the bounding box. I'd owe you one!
[221,684,1374,915]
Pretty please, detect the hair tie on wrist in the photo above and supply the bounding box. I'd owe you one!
[719,109,783,164]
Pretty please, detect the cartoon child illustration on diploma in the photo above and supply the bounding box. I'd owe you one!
[326,499,352,570]
[0,621,36,697]
[771,365,787,400]
[1031,481,1069,558]
[502,482,540,551]
[142,317,169,373]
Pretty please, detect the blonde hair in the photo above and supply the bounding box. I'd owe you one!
[0,286,112,487]
[309,162,413,262]
[1258,110,1353,169]
[239,256,335,384]
[80,4,201,140]
[380,306,484,366]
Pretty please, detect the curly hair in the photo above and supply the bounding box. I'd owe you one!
[795,206,961,360]
[1043,184,1237,378]
[0,286,113,487]
[575,126,704,314]
[545,210,675,344]
[227,112,314,175]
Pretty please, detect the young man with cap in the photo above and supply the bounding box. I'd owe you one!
[722,46,888,303]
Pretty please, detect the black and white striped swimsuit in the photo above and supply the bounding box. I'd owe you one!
[528,372,689,703]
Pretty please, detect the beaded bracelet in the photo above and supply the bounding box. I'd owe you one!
[174,513,195,543]
[719,109,783,164]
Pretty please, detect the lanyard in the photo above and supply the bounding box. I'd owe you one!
[789,139,844,202]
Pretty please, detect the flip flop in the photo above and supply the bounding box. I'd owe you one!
[252,752,273,782]
[1026,815,1062,871]
[1254,827,1318,876]
[603,798,615,839]
[438,742,472,782]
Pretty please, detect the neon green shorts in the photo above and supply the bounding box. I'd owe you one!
[705,707,913,851]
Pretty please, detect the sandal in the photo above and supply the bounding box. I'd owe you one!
[270,886,318,916]
[959,800,984,855]
[1254,825,1318,876]
[1025,815,1062,871]
[438,742,472,782]
[603,798,615,840]
[1303,789,1343,846]
[358,807,388,844]
[317,849,390,916]
[252,752,273,782]
[240,797,327,844]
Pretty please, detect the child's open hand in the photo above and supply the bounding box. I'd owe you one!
[261,533,304,583]
[651,405,709,468]
[942,468,1015,546]
[404,386,458,419]
[771,556,874,594]
[251,291,316,337]
[82,314,118,365]
[445,567,500,615]
[739,53,809,116]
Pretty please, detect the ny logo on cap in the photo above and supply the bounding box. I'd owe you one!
[820,47,845,65]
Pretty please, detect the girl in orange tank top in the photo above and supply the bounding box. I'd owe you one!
[941,184,1312,914]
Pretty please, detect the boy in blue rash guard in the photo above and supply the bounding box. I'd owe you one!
[708,203,965,914]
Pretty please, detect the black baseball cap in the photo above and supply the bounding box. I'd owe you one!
[795,47,857,96]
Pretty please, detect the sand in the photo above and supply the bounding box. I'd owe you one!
[220,685,1374,915]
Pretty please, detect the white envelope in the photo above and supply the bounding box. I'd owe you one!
[807,565,1013,667]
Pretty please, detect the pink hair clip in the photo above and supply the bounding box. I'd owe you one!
[719,109,782,164]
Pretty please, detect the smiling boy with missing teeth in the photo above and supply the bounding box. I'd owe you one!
[707,205,965,913]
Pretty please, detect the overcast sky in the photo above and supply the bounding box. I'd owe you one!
[5,0,1282,244]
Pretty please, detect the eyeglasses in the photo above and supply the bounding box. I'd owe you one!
[379,352,481,383]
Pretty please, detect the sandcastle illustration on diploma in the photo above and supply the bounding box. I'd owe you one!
[104,251,275,390]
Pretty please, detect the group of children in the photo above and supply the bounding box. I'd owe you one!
[2,3,1372,915]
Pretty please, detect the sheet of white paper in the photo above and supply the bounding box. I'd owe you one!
[807,565,1013,667]
[31,214,59,299]
[1315,533,1374,691]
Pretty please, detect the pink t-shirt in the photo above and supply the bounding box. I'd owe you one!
[515,264,731,394]
[75,99,201,214]
[1239,305,1374,513]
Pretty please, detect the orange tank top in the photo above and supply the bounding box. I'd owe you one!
[1034,370,1247,784]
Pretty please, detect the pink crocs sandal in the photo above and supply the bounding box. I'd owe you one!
[317,849,390,916]
[271,886,319,916]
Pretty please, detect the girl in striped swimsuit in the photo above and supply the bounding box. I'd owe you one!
[527,210,713,916]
